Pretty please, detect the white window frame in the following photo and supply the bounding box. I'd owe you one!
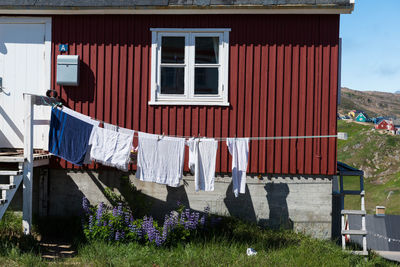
[149,28,230,106]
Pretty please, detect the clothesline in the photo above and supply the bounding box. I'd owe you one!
[43,96,340,142]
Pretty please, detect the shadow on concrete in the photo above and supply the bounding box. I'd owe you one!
[262,182,293,230]
[47,171,86,217]
[223,182,257,223]
[92,170,190,219]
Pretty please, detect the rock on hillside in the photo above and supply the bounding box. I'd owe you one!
[339,87,400,118]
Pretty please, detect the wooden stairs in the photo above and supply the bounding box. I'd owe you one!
[0,161,24,221]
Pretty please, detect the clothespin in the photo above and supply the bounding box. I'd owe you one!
[158,132,164,141]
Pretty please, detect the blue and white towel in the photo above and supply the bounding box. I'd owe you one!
[49,107,97,166]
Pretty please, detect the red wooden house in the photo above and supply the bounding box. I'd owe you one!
[0,0,354,238]
[375,119,390,130]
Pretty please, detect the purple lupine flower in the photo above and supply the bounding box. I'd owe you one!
[103,221,107,227]
[136,226,143,239]
[96,202,104,225]
[88,215,94,232]
[117,203,123,216]
[200,215,206,226]
[155,233,163,246]
[115,231,120,241]
[128,223,137,233]
[82,197,90,214]
[176,201,181,207]
[179,212,185,225]
[125,212,131,224]
[185,209,190,220]
[112,207,117,217]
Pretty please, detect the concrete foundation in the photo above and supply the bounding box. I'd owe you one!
[28,169,332,239]
[8,168,333,239]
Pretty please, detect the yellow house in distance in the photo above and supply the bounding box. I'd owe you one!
[348,110,357,118]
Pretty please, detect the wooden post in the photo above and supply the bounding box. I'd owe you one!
[23,94,33,235]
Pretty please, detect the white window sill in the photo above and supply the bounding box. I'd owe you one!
[148,101,230,107]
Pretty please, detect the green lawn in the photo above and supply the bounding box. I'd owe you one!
[337,120,400,214]
[0,211,397,267]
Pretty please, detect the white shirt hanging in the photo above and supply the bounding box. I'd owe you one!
[187,138,218,192]
[226,138,249,197]
[136,132,185,187]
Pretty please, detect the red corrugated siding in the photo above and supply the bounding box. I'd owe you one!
[50,14,339,175]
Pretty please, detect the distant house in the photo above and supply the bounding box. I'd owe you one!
[348,110,357,118]
[355,112,369,122]
[375,119,396,133]
[348,110,364,118]
[387,121,397,134]
[375,119,389,130]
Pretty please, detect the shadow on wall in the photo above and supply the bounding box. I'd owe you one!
[223,182,257,223]
[45,170,292,231]
[60,61,95,103]
[48,171,86,217]
[94,170,190,219]
[262,182,293,230]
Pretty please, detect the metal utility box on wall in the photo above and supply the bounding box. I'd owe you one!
[56,55,79,86]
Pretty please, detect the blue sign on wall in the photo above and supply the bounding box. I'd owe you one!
[59,44,69,52]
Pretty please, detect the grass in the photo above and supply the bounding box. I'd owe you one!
[0,211,397,266]
[337,120,400,214]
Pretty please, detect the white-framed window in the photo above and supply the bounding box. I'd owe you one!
[149,28,230,106]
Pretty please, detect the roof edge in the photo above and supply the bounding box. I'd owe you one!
[0,3,355,15]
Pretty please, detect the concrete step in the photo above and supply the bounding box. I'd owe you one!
[351,251,368,256]
[0,170,22,176]
[341,210,366,215]
[0,184,16,190]
[342,230,367,235]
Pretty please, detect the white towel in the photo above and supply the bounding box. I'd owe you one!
[104,122,135,136]
[60,107,100,126]
[187,138,218,192]
[136,132,185,187]
[89,126,134,171]
[226,138,249,197]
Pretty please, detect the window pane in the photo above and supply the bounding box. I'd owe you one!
[161,37,185,64]
[195,68,218,95]
[161,67,184,94]
[195,37,219,64]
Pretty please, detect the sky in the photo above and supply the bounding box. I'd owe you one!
[340,0,400,93]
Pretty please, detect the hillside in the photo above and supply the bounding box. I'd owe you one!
[339,87,400,118]
[337,120,400,214]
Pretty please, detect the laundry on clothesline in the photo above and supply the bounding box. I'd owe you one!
[89,126,134,171]
[136,132,185,187]
[49,107,98,166]
[187,138,218,192]
[104,122,135,136]
[227,138,249,197]
[61,107,100,127]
